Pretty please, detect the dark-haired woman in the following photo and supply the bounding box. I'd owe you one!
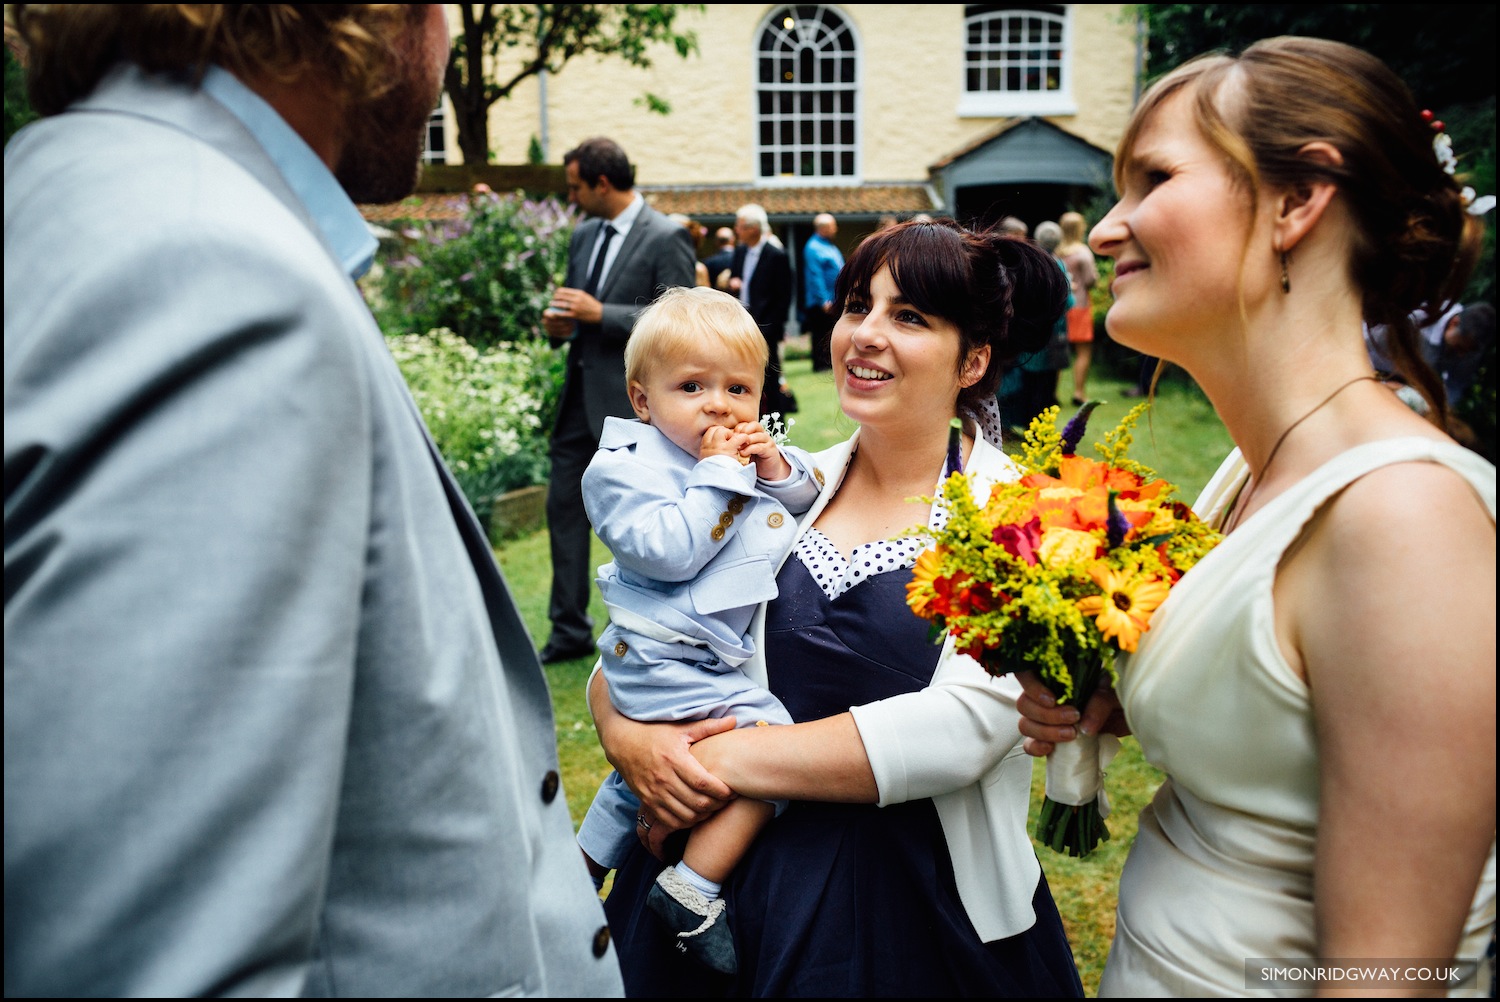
[1018,37,1495,996]
[591,220,1083,997]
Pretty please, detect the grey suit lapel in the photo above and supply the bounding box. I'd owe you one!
[597,205,657,301]
[570,217,604,287]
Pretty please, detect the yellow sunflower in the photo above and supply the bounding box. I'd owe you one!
[1076,563,1170,652]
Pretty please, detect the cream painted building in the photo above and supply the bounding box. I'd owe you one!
[436,4,1141,249]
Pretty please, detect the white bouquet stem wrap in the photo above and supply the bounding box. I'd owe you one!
[1043,732,1121,816]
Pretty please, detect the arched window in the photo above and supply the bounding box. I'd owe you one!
[959,4,1076,117]
[755,6,859,182]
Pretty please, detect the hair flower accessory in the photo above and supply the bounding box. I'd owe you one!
[1423,110,1495,217]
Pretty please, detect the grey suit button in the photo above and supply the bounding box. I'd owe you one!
[592,924,611,957]
[540,770,560,803]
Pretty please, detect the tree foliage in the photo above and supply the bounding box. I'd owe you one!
[444,4,702,164]
[1140,4,1494,108]
[5,41,39,146]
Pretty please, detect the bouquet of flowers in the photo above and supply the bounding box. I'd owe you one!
[905,402,1221,857]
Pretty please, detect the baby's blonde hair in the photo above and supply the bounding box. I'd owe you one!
[624,286,768,387]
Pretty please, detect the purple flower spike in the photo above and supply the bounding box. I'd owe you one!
[1061,400,1101,456]
[1106,490,1130,549]
[945,418,963,476]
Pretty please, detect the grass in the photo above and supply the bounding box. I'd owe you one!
[498,354,1235,996]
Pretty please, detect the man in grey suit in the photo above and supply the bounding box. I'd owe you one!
[539,137,696,663]
[4,6,622,997]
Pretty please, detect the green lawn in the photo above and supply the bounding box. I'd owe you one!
[498,354,1235,996]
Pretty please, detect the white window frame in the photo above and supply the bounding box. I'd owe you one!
[957,4,1076,118]
[752,5,862,186]
[423,97,447,165]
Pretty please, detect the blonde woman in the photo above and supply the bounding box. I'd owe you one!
[1020,37,1494,996]
[1057,211,1098,404]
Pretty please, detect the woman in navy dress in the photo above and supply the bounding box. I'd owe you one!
[591,220,1084,998]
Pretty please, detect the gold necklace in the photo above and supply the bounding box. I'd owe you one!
[1223,374,1379,533]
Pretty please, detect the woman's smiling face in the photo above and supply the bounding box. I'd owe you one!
[832,264,987,432]
[1089,89,1266,363]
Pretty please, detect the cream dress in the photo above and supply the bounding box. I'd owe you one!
[1101,437,1496,998]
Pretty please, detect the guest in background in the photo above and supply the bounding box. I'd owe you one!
[705,226,736,290]
[728,203,795,414]
[802,212,845,372]
[539,137,697,664]
[670,213,712,287]
[1018,220,1074,422]
[997,215,1029,238]
[1057,211,1098,405]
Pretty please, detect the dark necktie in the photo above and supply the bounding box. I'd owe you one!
[582,223,617,297]
[575,224,616,343]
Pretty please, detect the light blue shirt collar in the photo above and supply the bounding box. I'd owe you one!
[200,66,378,279]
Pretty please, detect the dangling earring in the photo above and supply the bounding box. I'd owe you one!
[1280,250,1291,294]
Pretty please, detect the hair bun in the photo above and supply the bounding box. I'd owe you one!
[989,233,1071,357]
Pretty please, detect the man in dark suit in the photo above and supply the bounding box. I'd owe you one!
[727,203,795,414]
[540,137,696,663]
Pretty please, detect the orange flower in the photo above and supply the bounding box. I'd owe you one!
[1076,563,1170,652]
[906,547,947,618]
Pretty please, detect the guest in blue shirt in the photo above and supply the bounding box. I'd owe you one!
[802,213,846,371]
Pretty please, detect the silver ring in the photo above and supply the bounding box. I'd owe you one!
[636,813,652,832]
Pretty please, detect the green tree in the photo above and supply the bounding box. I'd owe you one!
[444,4,702,164]
[1140,5,1494,107]
[5,42,39,145]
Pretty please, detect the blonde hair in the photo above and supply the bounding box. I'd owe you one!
[1058,211,1088,247]
[13,4,420,116]
[624,287,768,388]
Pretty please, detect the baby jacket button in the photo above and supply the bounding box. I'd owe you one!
[711,525,726,541]
[718,512,736,528]
[813,468,825,486]
[613,640,629,657]
[727,497,747,514]
[767,512,785,528]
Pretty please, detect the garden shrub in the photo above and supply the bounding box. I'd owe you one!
[386,328,564,526]
[371,188,575,349]
[369,189,576,523]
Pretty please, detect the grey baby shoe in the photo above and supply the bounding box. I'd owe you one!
[646,867,737,975]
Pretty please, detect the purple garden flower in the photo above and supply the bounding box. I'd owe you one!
[1060,401,1101,456]
[1106,491,1130,549]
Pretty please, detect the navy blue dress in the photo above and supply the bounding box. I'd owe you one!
[604,556,1083,998]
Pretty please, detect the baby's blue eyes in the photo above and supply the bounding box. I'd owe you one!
[678,382,752,394]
